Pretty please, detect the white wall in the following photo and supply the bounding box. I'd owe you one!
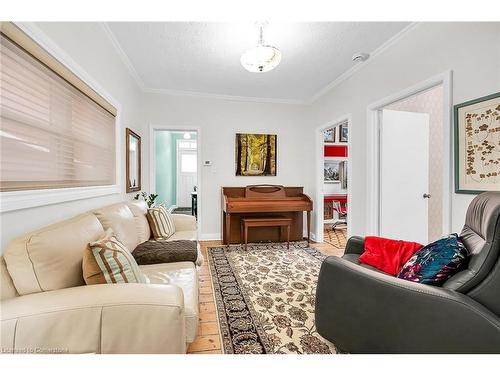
[142,94,311,239]
[0,22,147,252]
[1,22,498,251]
[307,22,500,236]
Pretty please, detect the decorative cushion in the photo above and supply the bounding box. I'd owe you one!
[133,240,199,265]
[359,236,423,276]
[83,229,147,285]
[397,234,470,286]
[146,206,176,240]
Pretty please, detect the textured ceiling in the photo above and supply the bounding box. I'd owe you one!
[105,22,410,102]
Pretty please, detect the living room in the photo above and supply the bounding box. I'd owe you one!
[1,0,500,372]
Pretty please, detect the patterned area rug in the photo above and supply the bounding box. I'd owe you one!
[323,226,347,249]
[207,242,337,354]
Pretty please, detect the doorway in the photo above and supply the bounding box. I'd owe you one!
[152,129,198,216]
[315,115,351,249]
[367,72,452,243]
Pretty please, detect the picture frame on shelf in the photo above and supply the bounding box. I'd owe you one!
[454,92,500,194]
[339,123,348,143]
[323,127,336,143]
[324,158,340,183]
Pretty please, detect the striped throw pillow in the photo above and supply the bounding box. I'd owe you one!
[83,229,147,285]
[146,205,176,240]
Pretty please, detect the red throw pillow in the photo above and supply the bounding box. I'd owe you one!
[359,236,424,276]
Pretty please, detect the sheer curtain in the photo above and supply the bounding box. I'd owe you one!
[0,32,116,191]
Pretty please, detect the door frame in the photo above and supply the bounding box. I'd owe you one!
[150,125,202,239]
[314,114,352,243]
[366,70,453,236]
[175,138,197,207]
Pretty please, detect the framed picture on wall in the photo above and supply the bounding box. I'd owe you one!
[339,123,348,143]
[126,128,141,193]
[454,92,500,194]
[235,133,277,176]
[323,127,336,143]
[324,158,340,183]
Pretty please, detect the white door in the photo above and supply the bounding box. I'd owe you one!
[380,109,430,244]
[176,144,197,208]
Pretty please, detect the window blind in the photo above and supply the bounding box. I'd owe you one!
[0,27,116,192]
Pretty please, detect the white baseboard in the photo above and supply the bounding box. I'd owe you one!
[199,232,222,241]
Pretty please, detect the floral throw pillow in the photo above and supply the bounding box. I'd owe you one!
[397,233,470,286]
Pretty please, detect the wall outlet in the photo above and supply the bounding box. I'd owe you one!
[203,160,212,166]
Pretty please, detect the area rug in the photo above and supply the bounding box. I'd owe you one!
[207,241,337,354]
[323,226,347,249]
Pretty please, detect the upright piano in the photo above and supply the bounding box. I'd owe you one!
[221,185,313,245]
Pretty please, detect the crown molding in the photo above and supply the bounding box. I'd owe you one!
[142,87,304,105]
[305,22,419,104]
[102,22,419,106]
[99,22,146,91]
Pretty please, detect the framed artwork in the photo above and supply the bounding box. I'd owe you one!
[339,160,348,189]
[323,127,336,143]
[126,128,141,193]
[324,158,340,183]
[454,92,500,194]
[339,123,348,143]
[235,133,277,176]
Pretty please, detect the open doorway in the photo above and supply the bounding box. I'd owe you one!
[367,72,452,243]
[315,116,351,252]
[153,130,198,217]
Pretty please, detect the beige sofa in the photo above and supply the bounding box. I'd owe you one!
[0,201,200,354]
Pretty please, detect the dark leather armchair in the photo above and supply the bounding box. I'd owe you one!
[315,192,500,353]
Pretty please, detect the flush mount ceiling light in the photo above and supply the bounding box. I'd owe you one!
[241,23,282,73]
[183,132,191,139]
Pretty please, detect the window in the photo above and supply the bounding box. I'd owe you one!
[0,23,117,192]
[180,153,197,173]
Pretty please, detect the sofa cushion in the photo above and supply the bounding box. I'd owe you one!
[139,262,199,343]
[3,213,104,296]
[84,229,147,285]
[147,206,176,240]
[0,257,18,301]
[126,201,151,243]
[132,240,198,265]
[92,203,140,251]
[397,234,470,286]
[342,253,392,276]
[167,230,197,242]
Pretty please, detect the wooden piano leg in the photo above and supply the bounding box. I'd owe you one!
[307,211,311,245]
[225,213,231,246]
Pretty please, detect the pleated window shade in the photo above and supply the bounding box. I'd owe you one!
[0,33,116,192]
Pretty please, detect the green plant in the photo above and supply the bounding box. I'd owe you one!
[133,191,159,208]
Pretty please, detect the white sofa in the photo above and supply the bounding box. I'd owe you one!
[0,201,200,354]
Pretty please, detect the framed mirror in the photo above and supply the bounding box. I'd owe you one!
[126,128,141,193]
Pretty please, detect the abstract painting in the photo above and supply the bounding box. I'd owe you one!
[235,133,277,176]
[454,92,500,193]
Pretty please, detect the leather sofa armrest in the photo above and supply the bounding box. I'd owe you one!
[1,283,186,354]
[315,256,500,353]
[344,235,365,255]
[172,214,197,232]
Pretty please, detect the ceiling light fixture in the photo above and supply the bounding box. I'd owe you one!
[241,23,282,73]
[183,132,191,140]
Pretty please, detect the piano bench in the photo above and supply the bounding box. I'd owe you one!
[241,216,292,250]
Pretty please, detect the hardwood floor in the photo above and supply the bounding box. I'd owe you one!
[187,231,347,354]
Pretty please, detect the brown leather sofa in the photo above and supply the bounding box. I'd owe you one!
[315,192,500,353]
[1,201,201,354]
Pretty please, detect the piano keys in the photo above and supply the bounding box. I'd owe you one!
[221,185,313,245]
